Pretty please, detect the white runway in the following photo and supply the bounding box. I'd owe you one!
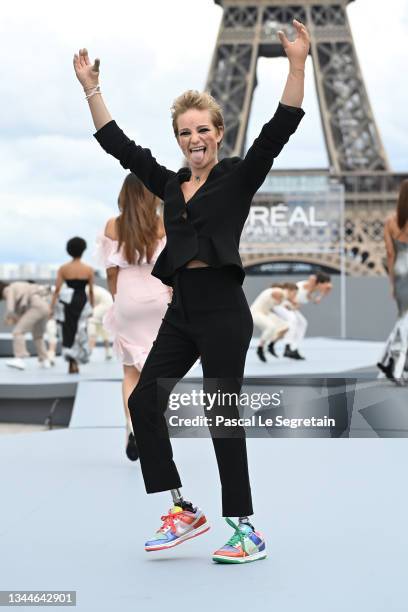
[0,426,407,611]
[0,337,384,384]
[1,338,406,611]
[200,337,384,377]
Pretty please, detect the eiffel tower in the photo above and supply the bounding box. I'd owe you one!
[205,0,407,275]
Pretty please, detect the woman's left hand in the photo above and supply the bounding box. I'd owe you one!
[278,19,310,68]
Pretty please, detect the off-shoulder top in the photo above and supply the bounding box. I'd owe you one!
[94,103,304,286]
[95,232,166,269]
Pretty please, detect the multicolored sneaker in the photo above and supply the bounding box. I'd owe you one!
[145,505,210,552]
[212,517,267,564]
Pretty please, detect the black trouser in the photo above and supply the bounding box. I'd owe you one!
[128,267,254,517]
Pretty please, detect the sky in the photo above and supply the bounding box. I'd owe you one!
[1,0,408,265]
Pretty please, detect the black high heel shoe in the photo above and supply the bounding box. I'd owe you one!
[68,359,79,374]
[267,342,278,358]
[283,345,305,360]
[126,433,139,462]
[256,346,266,363]
[377,358,395,381]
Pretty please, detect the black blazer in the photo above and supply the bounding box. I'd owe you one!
[94,102,305,286]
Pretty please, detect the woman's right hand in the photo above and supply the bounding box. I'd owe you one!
[73,48,100,91]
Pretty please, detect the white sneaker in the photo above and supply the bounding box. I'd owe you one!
[39,359,51,369]
[6,358,26,370]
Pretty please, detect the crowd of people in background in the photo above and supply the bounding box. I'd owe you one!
[0,173,170,461]
[0,179,407,401]
[0,267,333,374]
[0,238,102,375]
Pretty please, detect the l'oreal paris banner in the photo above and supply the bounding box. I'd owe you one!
[240,185,344,253]
[248,203,327,228]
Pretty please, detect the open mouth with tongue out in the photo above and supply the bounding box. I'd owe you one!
[190,146,206,164]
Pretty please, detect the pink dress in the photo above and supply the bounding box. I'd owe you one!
[95,233,170,369]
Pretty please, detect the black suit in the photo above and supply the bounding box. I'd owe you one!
[94,103,304,516]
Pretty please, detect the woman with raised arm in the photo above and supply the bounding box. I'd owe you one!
[73,19,309,564]
[377,180,408,385]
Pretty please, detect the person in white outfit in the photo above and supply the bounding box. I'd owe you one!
[86,284,113,359]
[274,273,332,360]
[250,283,297,362]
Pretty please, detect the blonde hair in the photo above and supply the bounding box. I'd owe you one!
[171,90,224,146]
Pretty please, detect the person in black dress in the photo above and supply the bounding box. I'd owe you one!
[50,237,94,374]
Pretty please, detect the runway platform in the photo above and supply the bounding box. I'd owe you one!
[2,336,405,434]
[1,412,407,610]
[1,337,407,609]
[0,336,385,385]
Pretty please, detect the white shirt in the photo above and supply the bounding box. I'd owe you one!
[250,288,284,315]
[296,280,311,305]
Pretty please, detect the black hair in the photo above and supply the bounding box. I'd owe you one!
[0,281,9,299]
[66,237,87,258]
[315,272,331,284]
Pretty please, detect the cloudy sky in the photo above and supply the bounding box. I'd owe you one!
[1,0,408,265]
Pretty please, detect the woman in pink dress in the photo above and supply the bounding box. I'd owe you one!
[96,173,170,460]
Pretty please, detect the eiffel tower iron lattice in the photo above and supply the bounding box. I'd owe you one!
[205,0,408,275]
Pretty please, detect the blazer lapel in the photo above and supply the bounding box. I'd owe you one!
[164,167,192,220]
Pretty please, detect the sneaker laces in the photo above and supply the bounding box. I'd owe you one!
[159,510,183,535]
[224,517,248,553]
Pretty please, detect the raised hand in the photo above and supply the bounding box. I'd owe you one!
[73,48,100,91]
[278,19,310,68]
